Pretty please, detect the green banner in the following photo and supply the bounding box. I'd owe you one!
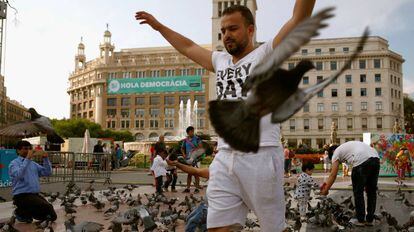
[107,76,202,94]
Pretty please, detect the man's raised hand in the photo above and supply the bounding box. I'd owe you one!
[26,150,35,160]
[135,11,163,31]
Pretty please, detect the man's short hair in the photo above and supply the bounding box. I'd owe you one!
[154,142,166,154]
[328,145,339,160]
[302,162,315,172]
[222,5,255,26]
[186,126,195,134]
[16,140,32,150]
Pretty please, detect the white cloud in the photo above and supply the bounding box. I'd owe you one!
[404,78,414,94]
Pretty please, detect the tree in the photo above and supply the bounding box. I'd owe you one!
[404,96,414,133]
[51,118,134,142]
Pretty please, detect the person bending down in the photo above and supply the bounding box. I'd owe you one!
[320,141,380,227]
[9,141,57,223]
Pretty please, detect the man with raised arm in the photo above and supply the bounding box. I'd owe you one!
[9,140,57,223]
[136,1,315,231]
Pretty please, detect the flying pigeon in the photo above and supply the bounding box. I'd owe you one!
[0,108,64,144]
[208,7,369,152]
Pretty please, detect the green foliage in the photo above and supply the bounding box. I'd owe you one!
[202,141,213,156]
[196,133,211,141]
[201,155,213,165]
[51,118,134,142]
[404,96,414,115]
[129,153,151,168]
[404,96,414,133]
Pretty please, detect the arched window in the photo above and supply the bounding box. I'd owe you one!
[135,133,145,141]
[148,132,159,139]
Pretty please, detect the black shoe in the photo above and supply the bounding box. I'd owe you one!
[13,210,33,223]
[182,188,190,193]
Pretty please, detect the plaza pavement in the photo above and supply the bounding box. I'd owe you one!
[1,169,414,231]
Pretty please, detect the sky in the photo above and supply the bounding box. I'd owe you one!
[3,0,414,119]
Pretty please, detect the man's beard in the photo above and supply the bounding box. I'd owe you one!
[225,38,248,56]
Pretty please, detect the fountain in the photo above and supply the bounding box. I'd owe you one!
[193,100,198,132]
[179,100,184,138]
[175,100,200,139]
[186,99,192,130]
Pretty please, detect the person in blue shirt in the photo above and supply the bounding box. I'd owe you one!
[115,144,123,169]
[181,126,202,193]
[9,140,57,223]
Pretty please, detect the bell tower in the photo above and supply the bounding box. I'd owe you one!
[100,24,115,65]
[75,37,86,71]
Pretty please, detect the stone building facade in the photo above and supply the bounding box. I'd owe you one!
[68,0,404,147]
[280,36,404,148]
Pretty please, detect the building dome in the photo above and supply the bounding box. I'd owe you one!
[104,30,112,37]
[78,42,85,49]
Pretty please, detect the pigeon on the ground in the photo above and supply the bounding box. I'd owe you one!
[137,205,157,231]
[64,205,77,215]
[378,190,390,198]
[208,7,369,152]
[65,220,104,232]
[293,217,302,231]
[0,216,18,232]
[104,201,120,216]
[405,199,414,207]
[0,108,64,143]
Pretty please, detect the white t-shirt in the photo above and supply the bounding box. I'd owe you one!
[212,40,281,150]
[331,141,379,168]
[151,155,167,177]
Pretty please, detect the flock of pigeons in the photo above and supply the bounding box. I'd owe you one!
[282,182,414,232]
[2,180,414,231]
[0,180,209,232]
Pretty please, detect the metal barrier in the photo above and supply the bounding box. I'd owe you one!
[32,152,112,183]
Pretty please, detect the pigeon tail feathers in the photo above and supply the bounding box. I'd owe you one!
[208,100,260,153]
[270,28,370,123]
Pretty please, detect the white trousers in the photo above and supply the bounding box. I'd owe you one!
[206,146,285,232]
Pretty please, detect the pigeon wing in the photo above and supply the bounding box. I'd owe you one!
[0,120,42,137]
[270,28,369,123]
[33,116,54,132]
[33,116,65,143]
[242,7,334,94]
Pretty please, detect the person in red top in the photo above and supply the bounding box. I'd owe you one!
[284,143,292,177]
[148,144,155,176]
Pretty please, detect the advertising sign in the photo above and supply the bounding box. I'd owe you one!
[0,149,18,188]
[364,133,414,177]
[107,76,202,94]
